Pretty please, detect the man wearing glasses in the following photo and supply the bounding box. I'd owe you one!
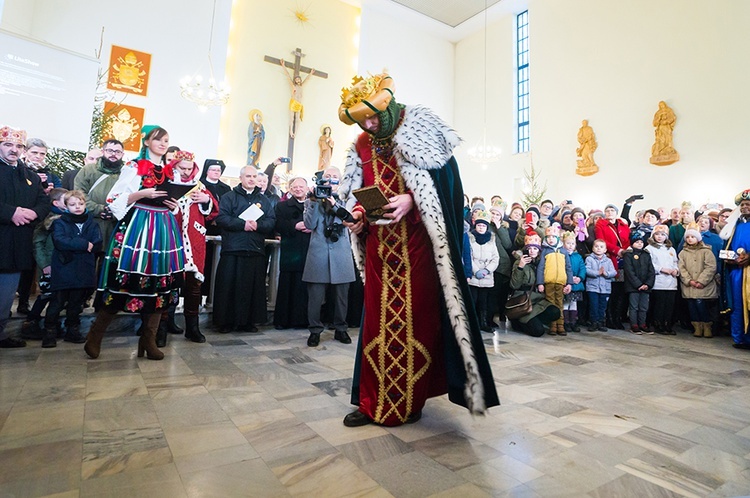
[74,139,125,246]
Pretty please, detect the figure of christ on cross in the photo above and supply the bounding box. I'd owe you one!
[264,48,327,169]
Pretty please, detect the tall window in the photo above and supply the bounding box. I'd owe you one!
[516,10,529,153]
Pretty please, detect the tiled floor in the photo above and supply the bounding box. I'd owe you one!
[2,314,750,497]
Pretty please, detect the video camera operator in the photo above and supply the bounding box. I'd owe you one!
[302,167,356,347]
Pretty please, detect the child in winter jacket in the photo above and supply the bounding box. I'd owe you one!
[42,190,103,348]
[537,224,573,335]
[467,212,499,332]
[585,239,618,331]
[645,224,679,334]
[678,223,718,338]
[561,231,586,332]
[622,230,656,334]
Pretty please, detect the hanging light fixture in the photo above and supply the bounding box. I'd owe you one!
[468,0,501,165]
[180,0,230,111]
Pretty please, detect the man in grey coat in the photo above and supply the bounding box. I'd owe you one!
[302,167,356,347]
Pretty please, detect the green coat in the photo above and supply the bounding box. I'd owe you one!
[73,161,121,245]
[509,256,555,324]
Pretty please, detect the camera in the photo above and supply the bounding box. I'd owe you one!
[312,177,332,199]
[280,157,290,163]
[324,223,344,242]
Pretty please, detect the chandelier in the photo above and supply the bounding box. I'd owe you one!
[468,0,501,165]
[179,0,230,111]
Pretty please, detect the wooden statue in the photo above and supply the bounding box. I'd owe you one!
[576,119,599,176]
[318,125,333,171]
[650,101,679,166]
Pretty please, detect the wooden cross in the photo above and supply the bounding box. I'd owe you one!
[264,47,328,171]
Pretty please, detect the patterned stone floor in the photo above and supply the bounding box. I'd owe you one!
[2,313,750,497]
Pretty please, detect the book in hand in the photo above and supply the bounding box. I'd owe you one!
[239,203,264,221]
[352,186,393,224]
[157,181,198,200]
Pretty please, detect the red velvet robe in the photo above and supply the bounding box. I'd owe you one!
[354,132,448,426]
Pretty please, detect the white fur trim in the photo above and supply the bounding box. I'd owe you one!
[340,106,486,415]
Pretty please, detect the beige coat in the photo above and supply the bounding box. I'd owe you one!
[678,243,718,299]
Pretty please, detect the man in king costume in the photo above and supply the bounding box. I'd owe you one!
[720,189,750,349]
[338,73,499,427]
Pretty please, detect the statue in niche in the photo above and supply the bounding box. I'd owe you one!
[650,101,679,166]
[247,109,265,167]
[318,125,334,171]
[576,119,599,176]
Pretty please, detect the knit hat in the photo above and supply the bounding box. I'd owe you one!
[684,222,702,242]
[474,210,491,227]
[653,224,669,236]
[588,208,604,218]
[604,204,619,214]
[471,203,486,214]
[571,207,586,220]
[630,229,648,245]
[560,210,572,221]
[526,205,540,218]
[735,189,750,205]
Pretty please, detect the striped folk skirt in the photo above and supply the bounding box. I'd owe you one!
[98,203,185,313]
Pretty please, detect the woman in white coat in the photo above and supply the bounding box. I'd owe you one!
[467,212,499,332]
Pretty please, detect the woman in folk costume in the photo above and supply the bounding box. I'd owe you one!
[166,150,218,343]
[84,125,185,360]
[337,72,499,427]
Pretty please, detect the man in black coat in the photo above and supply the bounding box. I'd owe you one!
[213,166,275,332]
[0,127,50,348]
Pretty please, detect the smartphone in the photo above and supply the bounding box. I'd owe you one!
[522,248,530,257]
[280,157,290,163]
[525,212,534,224]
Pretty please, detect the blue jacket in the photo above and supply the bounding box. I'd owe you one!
[50,212,103,290]
[568,251,586,292]
[585,253,617,294]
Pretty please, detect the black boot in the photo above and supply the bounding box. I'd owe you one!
[156,318,169,348]
[41,325,57,348]
[167,304,183,334]
[64,324,86,344]
[184,315,206,343]
[20,320,44,340]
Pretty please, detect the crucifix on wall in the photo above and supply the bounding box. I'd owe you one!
[264,47,328,170]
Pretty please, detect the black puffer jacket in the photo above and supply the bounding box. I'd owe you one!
[622,247,656,293]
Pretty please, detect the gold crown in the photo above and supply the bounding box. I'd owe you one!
[173,150,195,162]
[0,126,27,145]
[338,73,395,125]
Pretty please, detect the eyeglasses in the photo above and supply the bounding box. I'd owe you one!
[103,149,124,155]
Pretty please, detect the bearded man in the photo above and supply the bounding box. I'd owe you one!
[337,73,499,427]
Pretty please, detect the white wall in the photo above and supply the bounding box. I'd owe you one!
[455,0,750,212]
[357,4,455,124]
[1,0,230,163]
[217,0,360,180]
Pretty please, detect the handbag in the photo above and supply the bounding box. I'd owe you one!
[505,291,532,319]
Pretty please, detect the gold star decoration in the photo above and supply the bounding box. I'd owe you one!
[291,4,312,26]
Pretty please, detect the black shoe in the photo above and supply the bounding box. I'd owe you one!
[20,320,43,340]
[307,333,320,347]
[733,343,750,350]
[564,323,572,333]
[217,326,233,334]
[156,320,169,348]
[239,324,258,333]
[15,303,30,315]
[571,323,581,332]
[334,330,352,344]
[343,410,373,427]
[167,307,183,334]
[406,411,422,424]
[596,324,608,332]
[0,337,26,348]
[64,330,87,344]
[41,334,57,348]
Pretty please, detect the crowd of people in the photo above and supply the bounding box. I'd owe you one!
[461,193,750,349]
[2,72,749,428]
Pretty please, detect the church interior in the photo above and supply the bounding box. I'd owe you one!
[2,0,750,496]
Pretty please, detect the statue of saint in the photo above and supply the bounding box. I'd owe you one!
[318,125,334,171]
[650,101,679,166]
[576,119,599,176]
[280,60,314,139]
[247,109,265,167]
